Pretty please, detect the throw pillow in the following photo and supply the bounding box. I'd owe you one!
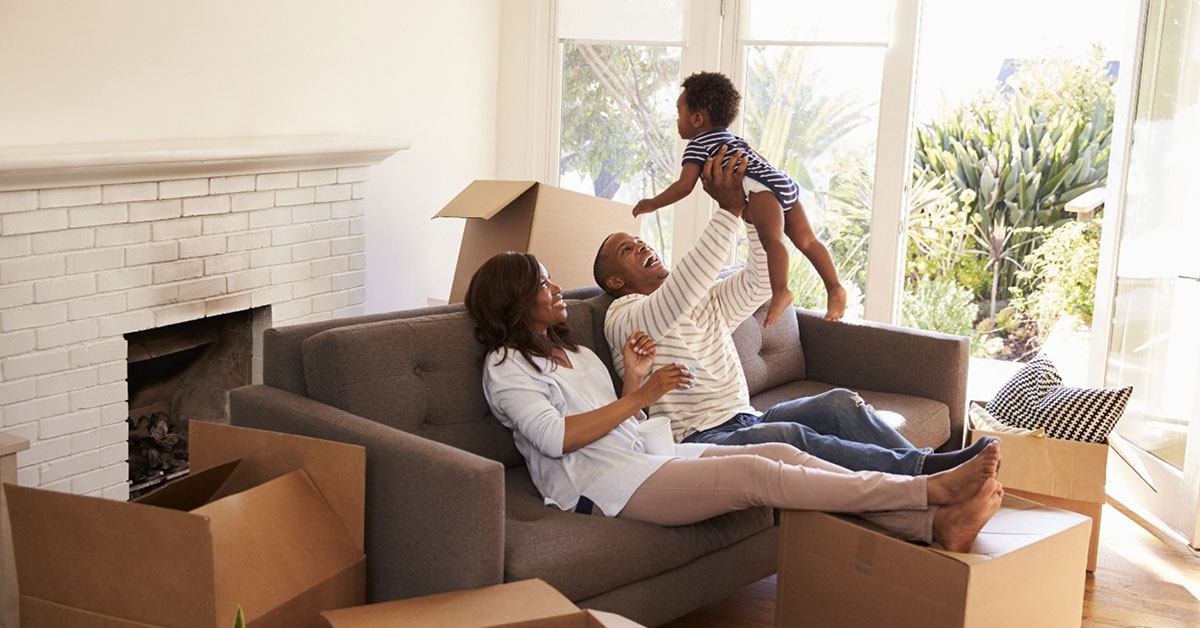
[986,356,1132,443]
[968,403,1045,437]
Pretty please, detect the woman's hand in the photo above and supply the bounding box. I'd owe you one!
[622,330,656,382]
[635,363,695,405]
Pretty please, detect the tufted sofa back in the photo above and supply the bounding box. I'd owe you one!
[277,283,806,467]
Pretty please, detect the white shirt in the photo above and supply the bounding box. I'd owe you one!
[605,209,773,442]
[482,345,709,516]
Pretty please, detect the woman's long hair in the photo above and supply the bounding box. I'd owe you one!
[464,252,577,372]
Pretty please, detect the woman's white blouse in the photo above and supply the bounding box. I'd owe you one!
[482,345,709,516]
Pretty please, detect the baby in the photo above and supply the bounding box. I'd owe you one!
[633,71,847,325]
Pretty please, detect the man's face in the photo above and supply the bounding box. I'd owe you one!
[600,232,668,296]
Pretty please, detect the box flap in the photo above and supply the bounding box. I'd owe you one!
[19,594,167,628]
[971,429,1108,502]
[133,459,241,511]
[249,558,365,628]
[433,180,538,220]
[932,494,1092,565]
[321,579,580,628]
[4,484,218,628]
[189,421,366,549]
[196,469,364,628]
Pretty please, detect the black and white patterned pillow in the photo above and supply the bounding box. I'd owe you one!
[986,356,1132,443]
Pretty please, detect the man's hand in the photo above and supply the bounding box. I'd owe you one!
[632,199,658,217]
[701,145,749,218]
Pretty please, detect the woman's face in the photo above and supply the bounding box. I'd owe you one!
[527,263,567,334]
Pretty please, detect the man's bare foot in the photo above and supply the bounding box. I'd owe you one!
[824,284,847,321]
[926,442,1000,505]
[764,288,795,328]
[933,478,1004,552]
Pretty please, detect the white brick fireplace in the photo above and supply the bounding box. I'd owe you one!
[0,135,406,500]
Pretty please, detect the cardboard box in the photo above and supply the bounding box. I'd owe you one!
[321,579,644,628]
[435,180,639,302]
[776,495,1091,628]
[970,427,1108,571]
[4,422,366,628]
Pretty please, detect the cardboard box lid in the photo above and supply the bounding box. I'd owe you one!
[971,428,1108,503]
[940,494,1092,565]
[189,421,366,549]
[433,180,539,220]
[198,470,365,626]
[322,579,599,628]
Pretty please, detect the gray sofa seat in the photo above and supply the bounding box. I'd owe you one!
[503,468,772,601]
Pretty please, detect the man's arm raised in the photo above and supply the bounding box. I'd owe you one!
[605,147,750,346]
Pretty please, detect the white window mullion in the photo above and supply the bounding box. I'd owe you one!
[862,0,922,324]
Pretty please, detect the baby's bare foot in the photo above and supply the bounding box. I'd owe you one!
[926,442,1000,505]
[933,478,1004,552]
[824,284,847,321]
[764,289,795,328]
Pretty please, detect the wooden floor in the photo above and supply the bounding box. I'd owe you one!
[662,500,1200,627]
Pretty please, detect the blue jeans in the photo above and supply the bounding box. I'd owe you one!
[681,388,931,475]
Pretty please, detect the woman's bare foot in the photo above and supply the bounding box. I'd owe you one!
[933,478,1004,552]
[926,442,1000,505]
[764,288,795,328]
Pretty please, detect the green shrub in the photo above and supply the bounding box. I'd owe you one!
[901,277,978,337]
[1010,219,1102,338]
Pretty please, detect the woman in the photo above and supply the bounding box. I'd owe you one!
[466,252,1003,551]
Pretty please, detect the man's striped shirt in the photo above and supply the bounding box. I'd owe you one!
[604,209,772,442]
[682,128,800,209]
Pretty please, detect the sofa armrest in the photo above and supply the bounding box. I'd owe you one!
[795,309,969,451]
[229,384,505,602]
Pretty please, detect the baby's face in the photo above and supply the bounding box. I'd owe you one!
[676,92,698,140]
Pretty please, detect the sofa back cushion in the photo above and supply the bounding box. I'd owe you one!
[731,302,806,396]
[301,302,599,467]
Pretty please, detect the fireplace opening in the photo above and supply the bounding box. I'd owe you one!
[125,308,262,497]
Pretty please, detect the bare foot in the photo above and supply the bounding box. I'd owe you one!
[764,288,794,328]
[926,442,1000,505]
[824,284,847,321]
[933,478,1004,552]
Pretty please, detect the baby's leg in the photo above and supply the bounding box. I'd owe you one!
[745,192,794,328]
[784,203,846,320]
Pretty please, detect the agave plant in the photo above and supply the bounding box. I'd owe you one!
[912,95,1111,315]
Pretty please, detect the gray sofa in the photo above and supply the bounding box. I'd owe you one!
[229,286,968,626]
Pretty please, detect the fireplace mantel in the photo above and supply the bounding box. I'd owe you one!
[0,134,410,192]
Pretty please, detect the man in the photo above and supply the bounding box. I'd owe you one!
[594,145,991,474]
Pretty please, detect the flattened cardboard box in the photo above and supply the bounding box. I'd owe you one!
[321,578,645,628]
[776,495,1091,628]
[970,427,1108,571]
[5,422,366,628]
[435,180,639,302]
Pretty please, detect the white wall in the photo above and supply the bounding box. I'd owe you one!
[0,0,500,311]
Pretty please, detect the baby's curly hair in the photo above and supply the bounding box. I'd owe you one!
[681,72,740,128]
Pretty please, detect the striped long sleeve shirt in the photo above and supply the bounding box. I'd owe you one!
[604,208,773,442]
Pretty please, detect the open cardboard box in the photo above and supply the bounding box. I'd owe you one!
[969,426,1108,571]
[434,180,639,302]
[4,422,366,628]
[321,578,643,628]
[776,494,1091,628]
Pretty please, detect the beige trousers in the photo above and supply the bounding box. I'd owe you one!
[618,443,937,543]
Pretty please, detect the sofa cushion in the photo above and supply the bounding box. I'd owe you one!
[502,468,773,601]
[732,303,806,397]
[749,379,951,450]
